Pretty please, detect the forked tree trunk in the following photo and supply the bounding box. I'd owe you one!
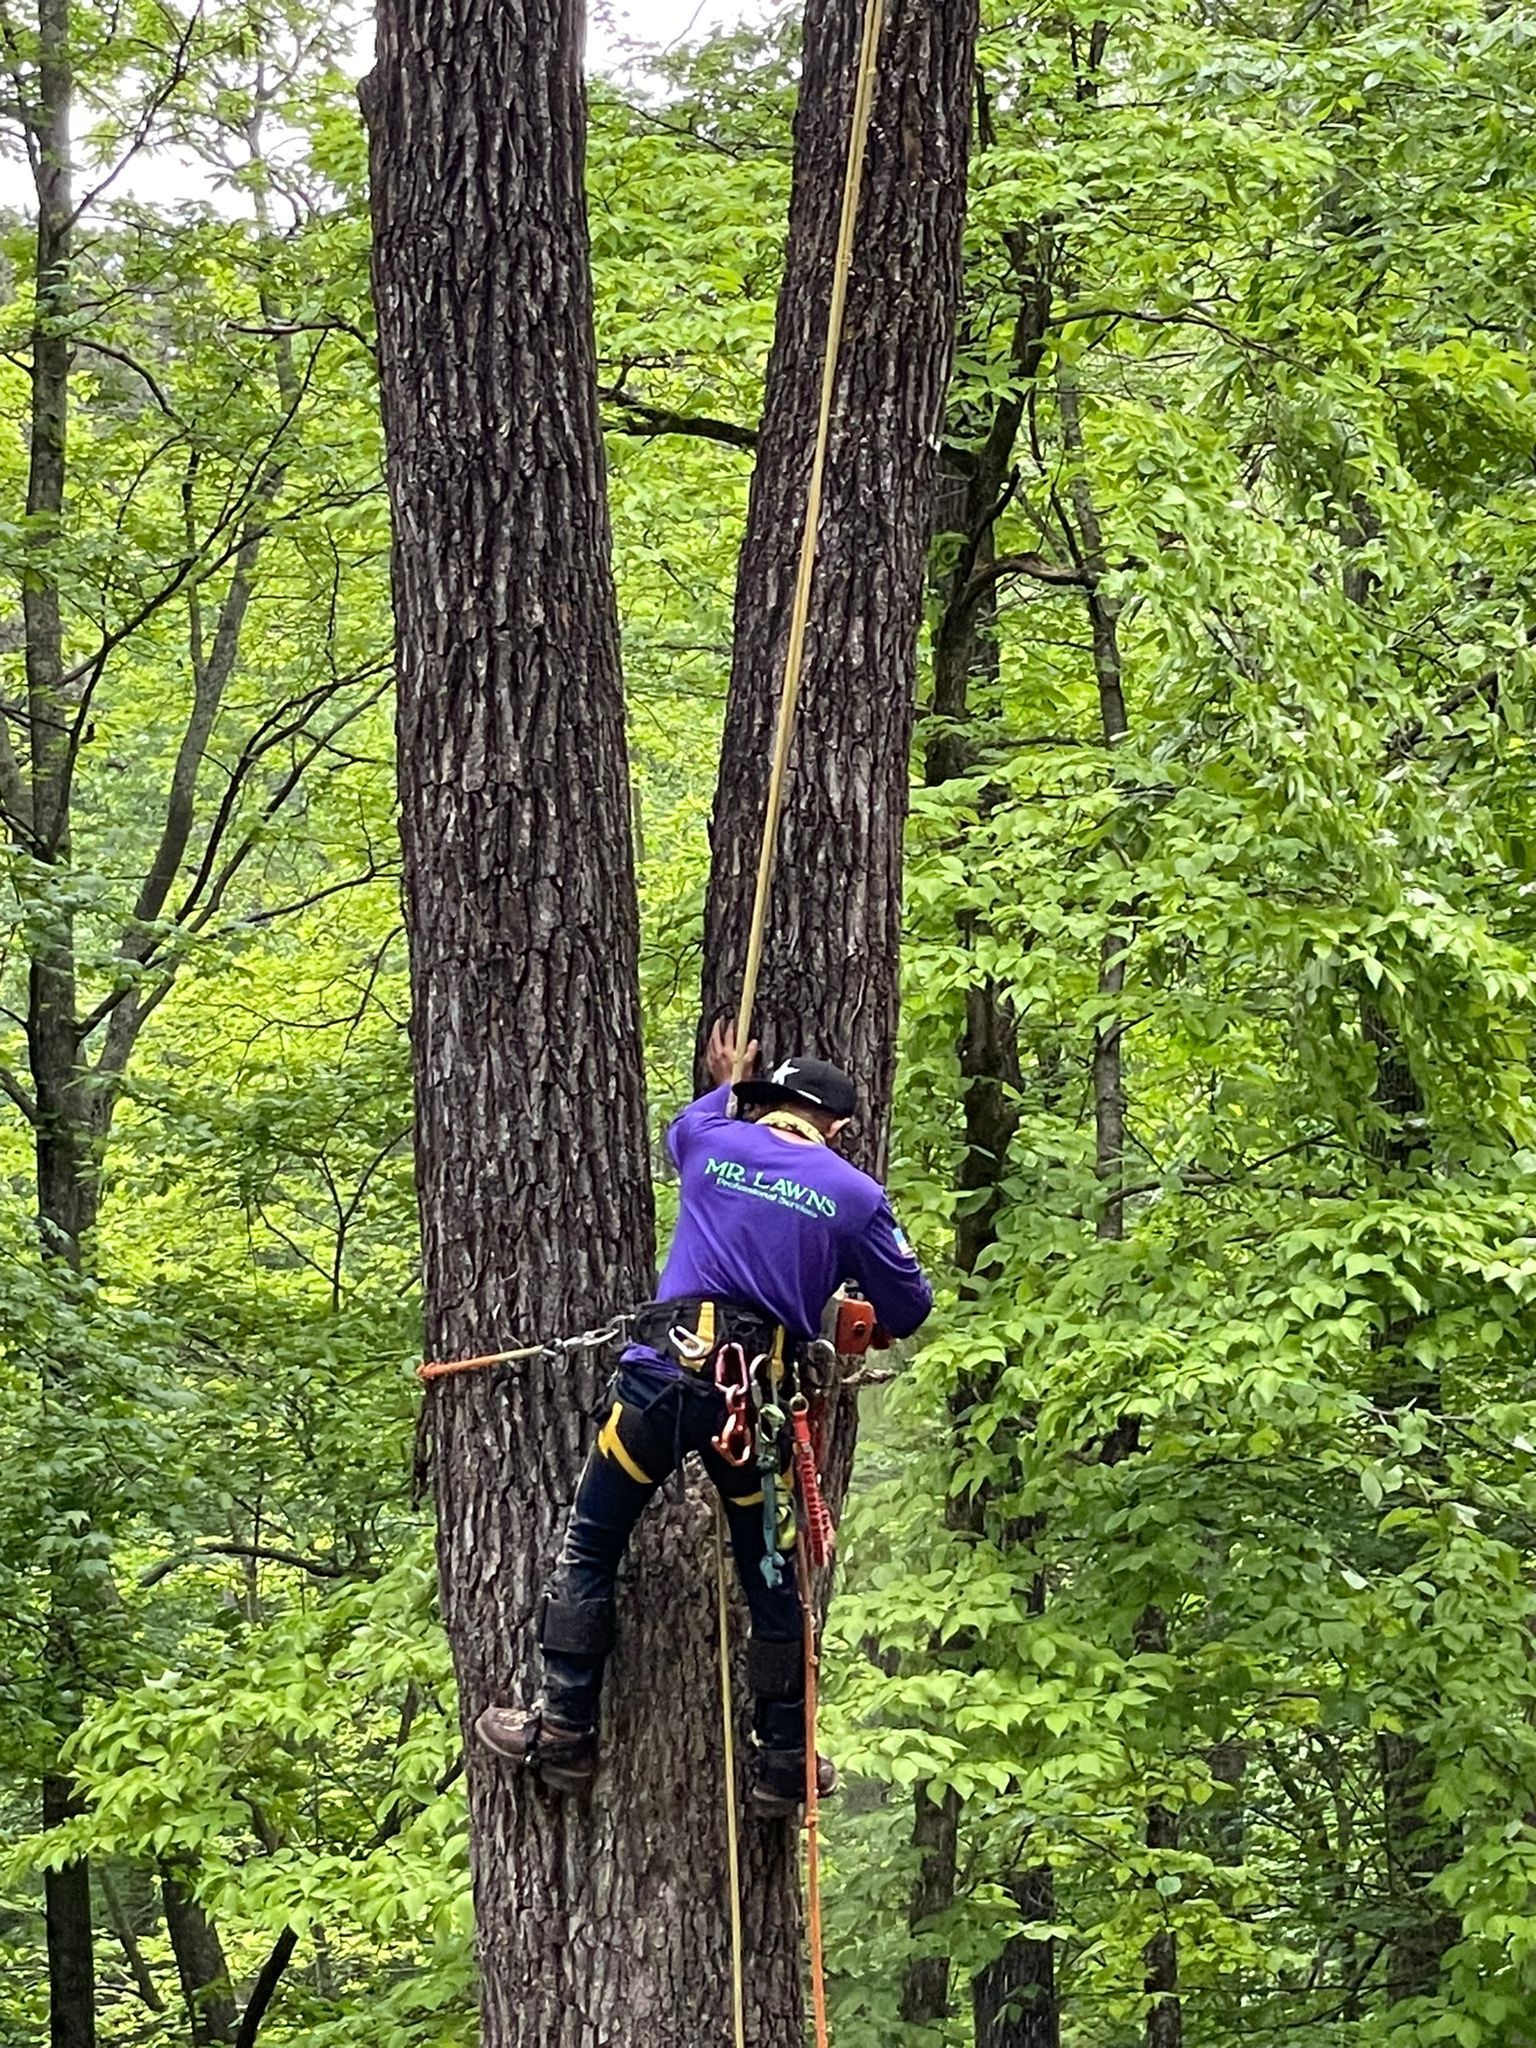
[697,0,975,2031]
[363,3,779,2039]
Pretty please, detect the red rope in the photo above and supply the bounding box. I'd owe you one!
[790,1400,834,1567]
[796,1543,830,2048]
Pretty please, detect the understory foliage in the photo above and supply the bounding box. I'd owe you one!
[1,0,1534,2043]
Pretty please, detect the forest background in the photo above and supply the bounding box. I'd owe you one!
[2,0,1535,2043]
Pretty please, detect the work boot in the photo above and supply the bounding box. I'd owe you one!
[475,1705,597,1791]
[748,1742,839,1817]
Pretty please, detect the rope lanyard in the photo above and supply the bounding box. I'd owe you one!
[416,1322,625,1383]
[730,0,888,1083]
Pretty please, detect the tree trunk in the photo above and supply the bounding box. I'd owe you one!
[366,2,814,2040]
[43,1775,93,2048]
[973,1866,1060,2048]
[900,1784,961,2025]
[25,6,96,2041]
[698,0,976,1166]
[904,250,1059,2042]
[162,1870,236,2044]
[682,0,976,2023]
[100,1870,163,2015]
[697,0,973,2027]
[1054,375,1183,2048]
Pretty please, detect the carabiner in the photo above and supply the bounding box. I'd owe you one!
[712,1342,754,1467]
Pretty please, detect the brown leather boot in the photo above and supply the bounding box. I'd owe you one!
[747,1743,839,1817]
[474,1706,597,1791]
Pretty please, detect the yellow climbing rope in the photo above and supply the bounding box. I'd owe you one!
[716,0,889,2042]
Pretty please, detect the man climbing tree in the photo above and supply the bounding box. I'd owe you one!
[477,1018,932,1810]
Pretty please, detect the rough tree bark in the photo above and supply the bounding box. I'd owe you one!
[698,0,976,1161]
[363,1,828,2041]
[694,0,975,2030]
[161,1871,236,2045]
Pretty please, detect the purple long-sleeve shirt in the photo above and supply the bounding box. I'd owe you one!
[624,1084,933,1371]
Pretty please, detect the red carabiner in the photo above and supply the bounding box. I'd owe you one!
[712,1342,754,1468]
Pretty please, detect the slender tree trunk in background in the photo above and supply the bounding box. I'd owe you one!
[696,0,974,2025]
[365,0,801,2035]
[1343,473,1455,2003]
[1055,375,1182,2048]
[974,1866,1059,2048]
[901,1784,962,2027]
[161,1871,236,2044]
[1138,1616,1181,2048]
[903,241,1060,2043]
[1360,1007,1457,1999]
[23,7,97,2041]
[1205,1740,1247,1869]
[100,1871,163,2015]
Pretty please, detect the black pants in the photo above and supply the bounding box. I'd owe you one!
[540,1358,805,1747]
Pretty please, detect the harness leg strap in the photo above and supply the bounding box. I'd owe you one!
[538,1593,616,1659]
[747,1633,804,1700]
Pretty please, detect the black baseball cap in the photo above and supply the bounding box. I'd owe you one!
[734,1056,858,1119]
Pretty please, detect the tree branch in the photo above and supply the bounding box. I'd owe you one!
[234,1927,298,2048]
[599,386,758,450]
[119,513,270,959]
[0,1062,37,1122]
[138,1542,360,1591]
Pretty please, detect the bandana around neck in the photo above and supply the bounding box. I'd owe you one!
[760,1108,826,1147]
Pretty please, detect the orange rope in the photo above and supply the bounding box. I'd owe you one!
[418,1322,623,1384]
[417,1344,545,1383]
[798,1542,830,2048]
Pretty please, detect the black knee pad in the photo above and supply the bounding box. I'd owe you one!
[747,1633,803,1700]
[538,1592,616,1659]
